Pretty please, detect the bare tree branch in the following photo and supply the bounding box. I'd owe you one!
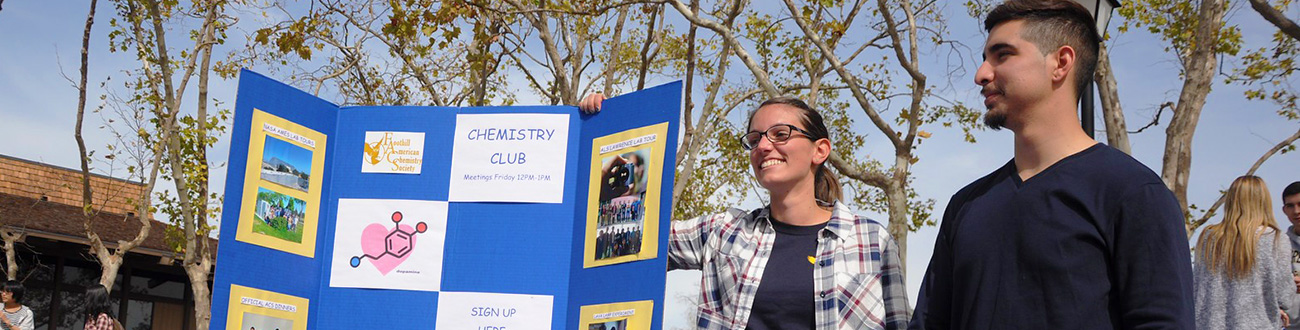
[325,2,448,106]
[1189,126,1300,232]
[1247,0,1300,41]
[779,0,903,148]
[466,0,663,17]
[1130,102,1173,134]
[666,0,781,96]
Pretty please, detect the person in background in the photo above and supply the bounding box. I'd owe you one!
[83,284,120,330]
[0,281,32,330]
[1193,176,1292,329]
[1281,181,1300,330]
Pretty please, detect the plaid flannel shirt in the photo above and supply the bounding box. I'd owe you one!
[668,202,910,330]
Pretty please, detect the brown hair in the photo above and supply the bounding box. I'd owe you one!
[1196,175,1278,279]
[985,0,1099,100]
[748,97,842,206]
[1283,181,1300,199]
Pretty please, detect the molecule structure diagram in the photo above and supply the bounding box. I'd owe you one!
[350,211,428,268]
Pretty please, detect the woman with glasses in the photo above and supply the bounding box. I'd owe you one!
[580,95,908,330]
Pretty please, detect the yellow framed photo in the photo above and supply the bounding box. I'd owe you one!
[235,109,327,258]
[583,123,668,268]
[225,284,309,330]
[578,300,654,330]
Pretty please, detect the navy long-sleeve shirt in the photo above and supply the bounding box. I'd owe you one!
[909,144,1194,329]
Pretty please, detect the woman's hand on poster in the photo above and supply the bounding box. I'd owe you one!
[579,92,606,114]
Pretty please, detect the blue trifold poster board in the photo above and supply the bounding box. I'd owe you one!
[211,69,681,330]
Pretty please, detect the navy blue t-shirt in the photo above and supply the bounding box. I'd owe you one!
[910,144,1194,329]
[745,217,826,330]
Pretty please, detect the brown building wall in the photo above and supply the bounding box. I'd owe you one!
[0,155,148,216]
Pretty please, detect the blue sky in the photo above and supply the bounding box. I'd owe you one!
[2,1,1299,329]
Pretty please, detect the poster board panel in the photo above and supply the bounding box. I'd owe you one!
[214,70,679,330]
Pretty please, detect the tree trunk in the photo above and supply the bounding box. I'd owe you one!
[186,261,212,330]
[1161,0,1226,223]
[0,229,20,281]
[677,0,697,166]
[183,3,221,328]
[75,0,139,293]
[1095,43,1131,154]
[97,255,123,290]
[75,0,98,217]
[602,6,630,95]
[884,182,909,270]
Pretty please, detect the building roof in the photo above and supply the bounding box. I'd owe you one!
[0,192,214,258]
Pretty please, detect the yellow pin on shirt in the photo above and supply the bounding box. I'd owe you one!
[808,256,816,265]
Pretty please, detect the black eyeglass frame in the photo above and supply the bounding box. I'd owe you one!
[740,124,820,150]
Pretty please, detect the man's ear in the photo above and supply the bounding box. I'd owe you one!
[1051,45,1077,85]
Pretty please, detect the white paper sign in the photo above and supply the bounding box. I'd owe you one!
[361,131,426,174]
[435,292,554,329]
[448,113,570,203]
[329,199,448,292]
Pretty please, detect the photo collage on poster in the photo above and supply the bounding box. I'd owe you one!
[235,109,328,258]
[584,123,669,268]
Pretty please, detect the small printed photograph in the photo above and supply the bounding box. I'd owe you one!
[260,136,313,193]
[240,312,294,330]
[587,319,628,330]
[595,149,649,260]
[253,187,307,243]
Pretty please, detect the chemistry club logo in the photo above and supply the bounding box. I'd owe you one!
[349,211,428,275]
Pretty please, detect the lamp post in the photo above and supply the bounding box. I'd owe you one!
[1072,0,1120,139]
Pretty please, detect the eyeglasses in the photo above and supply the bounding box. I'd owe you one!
[740,124,817,150]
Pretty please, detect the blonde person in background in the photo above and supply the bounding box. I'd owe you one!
[1194,175,1293,329]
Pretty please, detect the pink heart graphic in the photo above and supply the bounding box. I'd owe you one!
[360,223,417,275]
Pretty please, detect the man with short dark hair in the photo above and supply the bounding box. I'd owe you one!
[1283,181,1300,330]
[908,0,1194,329]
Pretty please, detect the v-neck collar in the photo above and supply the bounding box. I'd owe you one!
[1010,143,1103,188]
